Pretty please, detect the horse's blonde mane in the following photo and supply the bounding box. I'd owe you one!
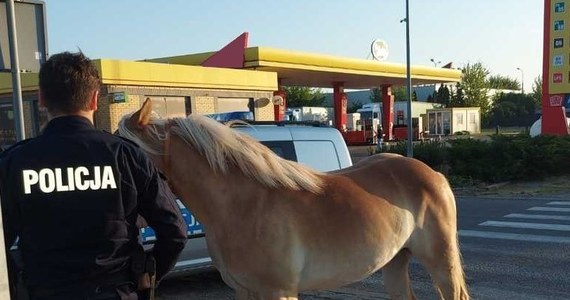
[170,115,324,194]
[117,116,167,155]
[118,113,324,194]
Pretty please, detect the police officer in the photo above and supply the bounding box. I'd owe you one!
[0,51,187,300]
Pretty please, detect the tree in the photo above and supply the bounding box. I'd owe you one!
[487,75,521,90]
[487,92,539,126]
[369,88,382,103]
[283,86,326,107]
[449,82,466,107]
[429,91,438,103]
[370,86,418,102]
[531,76,542,108]
[348,101,363,113]
[392,86,407,101]
[461,62,490,114]
[436,84,451,106]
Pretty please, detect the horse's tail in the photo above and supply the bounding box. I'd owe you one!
[446,179,470,300]
[426,173,470,300]
[452,231,470,300]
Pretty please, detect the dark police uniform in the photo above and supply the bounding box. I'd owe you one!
[0,116,187,300]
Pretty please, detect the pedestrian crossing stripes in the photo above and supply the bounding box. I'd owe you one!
[527,207,570,212]
[479,220,570,231]
[459,230,570,244]
[459,199,570,244]
[505,213,570,221]
[547,201,570,205]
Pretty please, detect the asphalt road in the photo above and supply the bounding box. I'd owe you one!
[154,195,570,299]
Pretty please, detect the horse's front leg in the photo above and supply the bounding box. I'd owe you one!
[382,248,417,300]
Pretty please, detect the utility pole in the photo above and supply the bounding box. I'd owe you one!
[404,0,413,157]
[6,0,26,141]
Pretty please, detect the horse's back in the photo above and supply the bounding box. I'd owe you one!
[336,153,456,219]
[358,152,403,162]
[342,153,447,188]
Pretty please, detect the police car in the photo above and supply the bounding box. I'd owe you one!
[141,122,353,277]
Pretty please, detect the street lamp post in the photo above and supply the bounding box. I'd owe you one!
[430,58,441,67]
[516,67,524,94]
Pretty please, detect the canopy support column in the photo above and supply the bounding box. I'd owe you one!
[381,84,394,141]
[333,82,347,132]
[273,79,286,121]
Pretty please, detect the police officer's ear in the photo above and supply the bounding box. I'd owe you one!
[89,90,99,111]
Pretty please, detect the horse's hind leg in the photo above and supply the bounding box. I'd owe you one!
[382,248,416,300]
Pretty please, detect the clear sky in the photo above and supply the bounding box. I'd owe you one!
[44,0,543,92]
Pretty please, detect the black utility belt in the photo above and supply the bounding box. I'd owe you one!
[30,271,134,298]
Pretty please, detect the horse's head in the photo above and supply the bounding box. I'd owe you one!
[120,100,324,196]
[118,98,169,171]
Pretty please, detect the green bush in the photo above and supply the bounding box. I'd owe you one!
[380,135,570,184]
[381,140,448,173]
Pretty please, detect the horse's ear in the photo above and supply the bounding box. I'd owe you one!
[127,98,153,129]
[138,98,153,126]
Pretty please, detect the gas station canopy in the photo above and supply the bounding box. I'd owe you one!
[147,47,462,89]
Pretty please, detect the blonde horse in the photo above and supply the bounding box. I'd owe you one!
[118,100,469,300]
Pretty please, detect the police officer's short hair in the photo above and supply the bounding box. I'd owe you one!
[39,51,101,114]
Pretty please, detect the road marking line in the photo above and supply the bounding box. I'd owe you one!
[459,230,570,244]
[303,287,390,300]
[174,257,212,268]
[548,201,570,206]
[479,221,570,231]
[528,207,570,212]
[505,213,570,221]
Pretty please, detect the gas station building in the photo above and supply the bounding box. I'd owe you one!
[0,60,278,144]
[0,34,461,147]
